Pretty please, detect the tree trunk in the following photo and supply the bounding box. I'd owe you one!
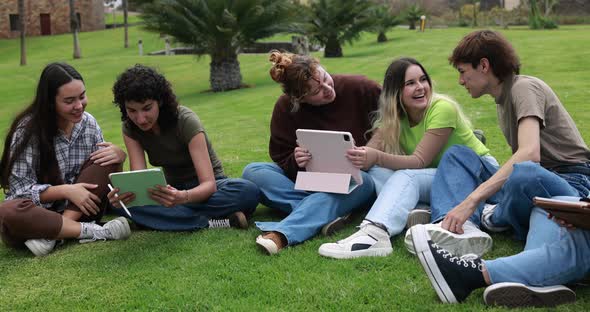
[123,0,129,48]
[69,0,81,59]
[209,54,242,92]
[377,31,387,43]
[18,0,26,66]
[409,20,416,30]
[324,36,342,58]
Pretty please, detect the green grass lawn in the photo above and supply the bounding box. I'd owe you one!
[0,24,589,310]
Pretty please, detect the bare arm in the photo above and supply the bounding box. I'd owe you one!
[348,128,453,170]
[147,132,217,207]
[123,133,148,171]
[441,116,541,233]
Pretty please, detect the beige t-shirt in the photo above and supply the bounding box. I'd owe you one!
[495,75,590,169]
[123,106,224,185]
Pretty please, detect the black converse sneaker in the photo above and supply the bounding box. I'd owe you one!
[410,224,487,303]
[208,211,248,229]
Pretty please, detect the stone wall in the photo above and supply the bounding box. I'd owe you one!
[0,0,105,39]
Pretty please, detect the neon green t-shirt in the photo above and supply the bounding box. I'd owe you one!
[399,99,489,167]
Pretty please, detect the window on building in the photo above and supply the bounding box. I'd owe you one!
[9,14,20,31]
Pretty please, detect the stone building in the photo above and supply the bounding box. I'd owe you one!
[0,0,104,39]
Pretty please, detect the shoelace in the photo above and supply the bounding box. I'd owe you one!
[433,242,484,271]
[79,227,112,244]
[208,218,230,228]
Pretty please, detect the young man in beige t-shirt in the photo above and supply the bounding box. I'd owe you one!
[409,30,590,308]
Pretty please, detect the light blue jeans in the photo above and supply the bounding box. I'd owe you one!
[241,162,376,245]
[363,166,436,236]
[433,145,590,286]
[485,200,590,286]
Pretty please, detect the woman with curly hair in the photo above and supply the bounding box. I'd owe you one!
[242,51,381,255]
[108,64,259,231]
[0,62,130,257]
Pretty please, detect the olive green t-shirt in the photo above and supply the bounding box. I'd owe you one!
[123,106,224,185]
[495,75,590,169]
[400,99,490,167]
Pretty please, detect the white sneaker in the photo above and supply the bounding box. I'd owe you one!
[406,207,431,229]
[405,220,492,257]
[24,239,56,257]
[484,282,576,308]
[480,204,510,232]
[318,223,392,259]
[80,217,131,243]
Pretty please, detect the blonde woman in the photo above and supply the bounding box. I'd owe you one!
[319,57,494,259]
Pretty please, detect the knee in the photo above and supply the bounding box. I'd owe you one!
[440,145,477,165]
[0,199,34,224]
[242,162,271,181]
[506,161,541,187]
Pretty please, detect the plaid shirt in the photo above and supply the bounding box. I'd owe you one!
[6,112,104,209]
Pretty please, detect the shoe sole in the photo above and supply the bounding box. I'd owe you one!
[256,236,279,255]
[321,215,349,236]
[24,240,54,257]
[411,225,458,303]
[318,244,393,259]
[232,212,249,229]
[406,209,431,229]
[484,282,576,308]
[405,225,492,257]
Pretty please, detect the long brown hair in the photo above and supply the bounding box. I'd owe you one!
[269,50,320,112]
[0,63,83,191]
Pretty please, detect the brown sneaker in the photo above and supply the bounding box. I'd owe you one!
[256,231,287,255]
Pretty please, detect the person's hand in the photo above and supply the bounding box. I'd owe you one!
[67,183,101,216]
[346,146,378,170]
[90,142,127,166]
[294,146,311,168]
[441,199,478,234]
[547,213,576,229]
[149,185,185,207]
[107,187,135,208]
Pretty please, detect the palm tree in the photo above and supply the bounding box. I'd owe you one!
[369,4,399,43]
[18,0,26,66]
[141,0,300,92]
[404,4,424,30]
[69,0,81,59]
[305,0,374,57]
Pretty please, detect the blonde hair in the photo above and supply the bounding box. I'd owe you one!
[269,50,320,112]
[370,58,471,154]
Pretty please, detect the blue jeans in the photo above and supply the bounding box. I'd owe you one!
[430,145,499,225]
[113,178,259,231]
[485,201,590,286]
[242,162,376,245]
[432,145,588,240]
[364,166,436,236]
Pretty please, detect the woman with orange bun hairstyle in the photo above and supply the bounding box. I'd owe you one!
[242,50,381,255]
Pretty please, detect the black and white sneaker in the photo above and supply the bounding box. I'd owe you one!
[321,214,351,236]
[480,204,510,233]
[318,222,392,259]
[411,224,487,303]
[484,282,576,308]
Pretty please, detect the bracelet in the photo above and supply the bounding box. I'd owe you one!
[184,190,189,203]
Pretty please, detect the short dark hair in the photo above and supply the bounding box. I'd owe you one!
[112,64,179,131]
[449,30,520,81]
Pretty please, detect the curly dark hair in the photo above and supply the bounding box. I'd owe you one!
[112,64,179,131]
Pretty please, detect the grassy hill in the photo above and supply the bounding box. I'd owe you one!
[0,24,589,310]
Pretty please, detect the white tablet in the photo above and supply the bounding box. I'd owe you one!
[295,129,362,193]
